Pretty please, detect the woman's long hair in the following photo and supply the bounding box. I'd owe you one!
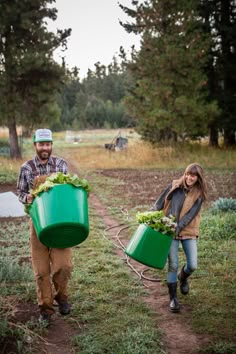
[184,163,207,200]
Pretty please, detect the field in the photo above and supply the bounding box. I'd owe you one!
[0,129,236,354]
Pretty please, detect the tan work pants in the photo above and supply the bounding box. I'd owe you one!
[30,220,73,314]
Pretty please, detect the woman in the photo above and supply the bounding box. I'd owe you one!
[151,163,207,312]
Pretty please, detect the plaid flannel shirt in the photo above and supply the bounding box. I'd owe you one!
[17,155,68,204]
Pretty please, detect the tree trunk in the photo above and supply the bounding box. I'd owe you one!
[224,128,236,146]
[208,125,219,147]
[220,0,236,147]
[8,120,22,159]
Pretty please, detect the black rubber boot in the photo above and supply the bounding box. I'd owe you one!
[178,266,190,295]
[167,282,180,313]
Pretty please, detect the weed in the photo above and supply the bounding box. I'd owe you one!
[0,256,33,282]
[200,341,236,354]
[210,198,236,213]
[200,211,236,240]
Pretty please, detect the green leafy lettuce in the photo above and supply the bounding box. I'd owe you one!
[136,210,177,236]
[25,172,91,214]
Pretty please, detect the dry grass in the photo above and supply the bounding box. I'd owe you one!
[57,142,236,171]
[0,158,23,174]
[0,127,23,138]
[52,129,236,171]
[0,129,235,174]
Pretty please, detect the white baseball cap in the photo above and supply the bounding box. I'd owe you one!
[33,129,53,142]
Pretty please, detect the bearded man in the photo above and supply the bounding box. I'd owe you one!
[17,129,72,326]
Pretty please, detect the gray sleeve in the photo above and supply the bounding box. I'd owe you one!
[176,197,203,234]
[150,184,172,211]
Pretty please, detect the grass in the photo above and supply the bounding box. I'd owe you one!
[0,129,236,179]
[69,209,165,354]
[83,170,236,354]
[57,143,236,171]
[187,212,236,347]
[0,205,165,353]
[51,129,236,170]
[0,128,236,353]
[0,159,21,183]
[0,218,42,353]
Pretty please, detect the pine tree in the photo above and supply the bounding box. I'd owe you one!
[0,0,71,158]
[120,0,219,144]
[200,0,236,146]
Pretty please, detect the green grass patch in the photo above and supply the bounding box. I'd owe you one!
[69,211,165,354]
[180,211,236,342]
[0,218,44,353]
[1,129,236,352]
[0,204,165,353]
[86,171,236,351]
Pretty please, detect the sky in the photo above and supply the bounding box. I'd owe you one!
[49,0,140,78]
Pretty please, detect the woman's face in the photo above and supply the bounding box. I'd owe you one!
[185,172,198,187]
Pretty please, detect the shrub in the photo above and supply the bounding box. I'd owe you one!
[200,211,236,240]
[0,256,33,282]
[210,198,236,213]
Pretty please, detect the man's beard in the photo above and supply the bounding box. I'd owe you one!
[37,149,52,161]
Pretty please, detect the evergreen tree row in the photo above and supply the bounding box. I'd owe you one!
[55,60,135,131]
[119,0,236,146]
[0,0,235,159]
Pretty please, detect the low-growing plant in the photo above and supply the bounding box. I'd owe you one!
[200,211,236,240]
[210,197,236,213]
[0,316,42,354]
[0,172,18,184]
[0,256,33,282]
[200,341,236,354]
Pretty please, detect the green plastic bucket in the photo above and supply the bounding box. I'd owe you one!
[125,224,173,269]
[29,184,89,248]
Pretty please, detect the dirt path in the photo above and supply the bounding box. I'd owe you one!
[89,191,211,354]
[36,314,77,354]
[7,277,77,354]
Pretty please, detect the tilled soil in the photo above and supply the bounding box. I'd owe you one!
[96,168,236,209]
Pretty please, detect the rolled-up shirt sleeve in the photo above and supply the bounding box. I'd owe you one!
[17,157,69,204]
[17,166,32,204]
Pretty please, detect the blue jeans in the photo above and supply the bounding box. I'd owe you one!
[167,239,198,283]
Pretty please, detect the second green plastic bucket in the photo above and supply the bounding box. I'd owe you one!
[125,224,173,269]
[29,184,89,248]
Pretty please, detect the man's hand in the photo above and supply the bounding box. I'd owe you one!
[26,194,34,204]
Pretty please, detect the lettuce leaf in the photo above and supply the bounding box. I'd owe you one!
[136,210,177,236]
[31,172,92,195]
[24,172,92,214]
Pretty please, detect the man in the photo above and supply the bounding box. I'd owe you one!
[17,128,73,326]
